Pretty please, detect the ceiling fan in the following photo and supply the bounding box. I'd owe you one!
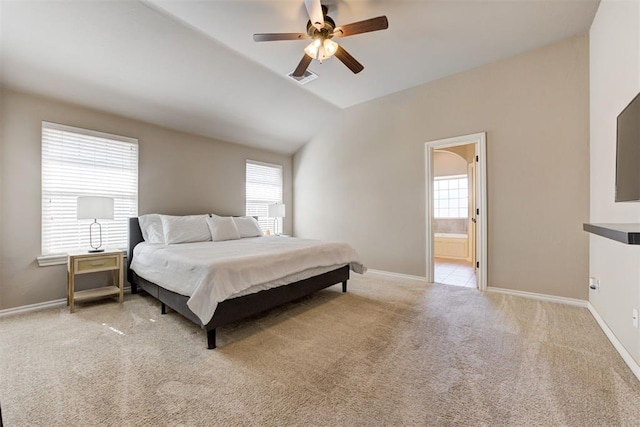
[253,0,388,77]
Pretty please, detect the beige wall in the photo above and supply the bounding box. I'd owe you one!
[0,89,4,309]
[294,35,590,299]
[440,144,475,164]
[588,0,640,364]
[0,88,292,309]
[433,151,467,177]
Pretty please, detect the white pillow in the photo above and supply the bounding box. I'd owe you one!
[161,214,211,244]
[232,216,263,238]
[206,216,241,242]
[139,214,165,244]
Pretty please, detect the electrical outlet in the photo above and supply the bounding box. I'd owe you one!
[589,277,600,291]
[633,309,638,329]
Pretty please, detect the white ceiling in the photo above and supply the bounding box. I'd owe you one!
[0,0,599,154]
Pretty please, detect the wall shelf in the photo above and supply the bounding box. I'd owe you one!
[583,223,640,245]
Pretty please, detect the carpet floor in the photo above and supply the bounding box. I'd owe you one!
[1,273,639,426]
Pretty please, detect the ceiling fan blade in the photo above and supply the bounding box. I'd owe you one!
[253,33,308,42]
[333,16,389,38]
[334,45,364,74]
[304,0,325,30]
[292,54,313,77]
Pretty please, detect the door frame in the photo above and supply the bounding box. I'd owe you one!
[424,132,487,291]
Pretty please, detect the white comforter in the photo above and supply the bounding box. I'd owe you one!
[130,236,365,324]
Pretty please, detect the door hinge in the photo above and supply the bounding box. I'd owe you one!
[476,261,480,269]
[476,155,479,162]
[476,208,480,215]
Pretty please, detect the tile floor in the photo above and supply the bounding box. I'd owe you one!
[434,258,477,288]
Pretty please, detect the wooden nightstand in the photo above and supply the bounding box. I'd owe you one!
[67,249,124,313]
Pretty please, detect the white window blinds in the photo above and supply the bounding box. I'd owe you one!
[41,122,138,255]
[246,160,283,233]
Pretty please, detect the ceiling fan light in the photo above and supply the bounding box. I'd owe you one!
[304,37,338,63]
[304,42,319,59]
[323,39,338,57]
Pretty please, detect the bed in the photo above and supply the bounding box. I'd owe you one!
[127,217,364,349]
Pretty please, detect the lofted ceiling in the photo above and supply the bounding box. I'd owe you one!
[0,0,599,154]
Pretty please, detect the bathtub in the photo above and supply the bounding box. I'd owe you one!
[434,233,469,259]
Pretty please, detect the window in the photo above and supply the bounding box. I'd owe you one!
[246,160,283,233]
[434,175,468,218]
[41,122,138,256]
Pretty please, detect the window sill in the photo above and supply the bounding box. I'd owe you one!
[37,254,68,267]
[37,249,127,267]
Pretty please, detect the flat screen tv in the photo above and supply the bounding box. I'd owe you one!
[615,91,640,202]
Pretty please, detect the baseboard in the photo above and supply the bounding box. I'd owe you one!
[587,303,640,382]
[0,298,67,318]
[366,269,427,282]
[486,286,588,307]
[0,286,132,318]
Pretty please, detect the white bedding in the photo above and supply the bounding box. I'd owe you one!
[130,236,366,324]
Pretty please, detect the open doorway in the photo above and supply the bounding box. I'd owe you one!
[433,148,476,287]
[425,133,487,291]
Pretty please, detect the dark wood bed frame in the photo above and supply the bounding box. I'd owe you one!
[127,217,349,349]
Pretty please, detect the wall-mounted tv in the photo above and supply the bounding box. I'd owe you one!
[615,91,640,202]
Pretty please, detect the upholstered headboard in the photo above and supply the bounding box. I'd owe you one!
[127,217,143,283]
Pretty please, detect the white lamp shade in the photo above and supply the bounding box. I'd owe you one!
[267,203,286,218]
[77,196,114,220]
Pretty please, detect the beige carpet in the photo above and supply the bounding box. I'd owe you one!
[1,274,639,426]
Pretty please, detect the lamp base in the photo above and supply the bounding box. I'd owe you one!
[88,220,104,253]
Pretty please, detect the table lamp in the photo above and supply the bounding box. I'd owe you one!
[267,202,286,235]
[77,196,114,252]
